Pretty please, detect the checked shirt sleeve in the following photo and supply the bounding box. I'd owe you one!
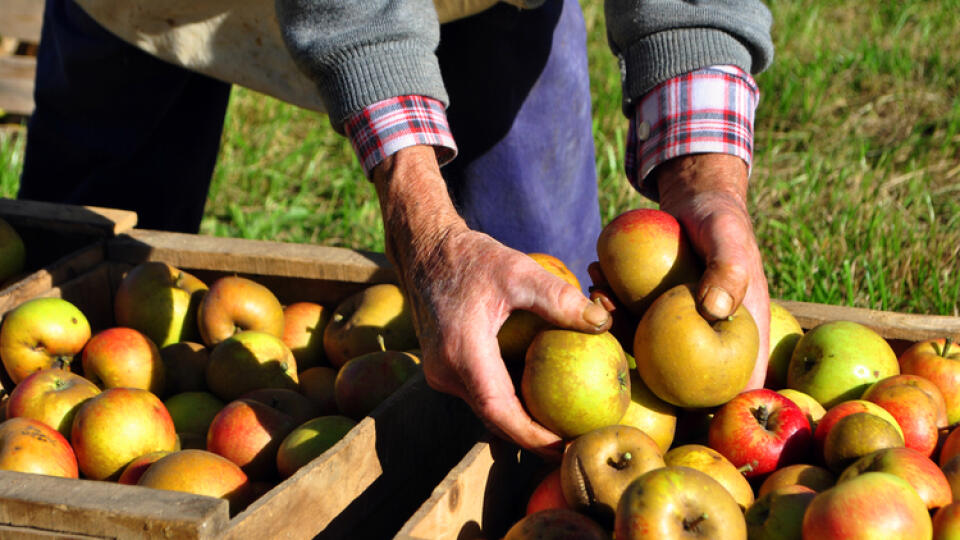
[344,95,458,178]
[625,65,760,201]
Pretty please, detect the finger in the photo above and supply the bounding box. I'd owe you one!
[587,261,608,288]
[692,211,755,321]
[741,278,771,390]
[511,266,612,334]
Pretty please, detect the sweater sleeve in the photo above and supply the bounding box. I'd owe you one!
[604,0,774,116]
[275,0,449,133]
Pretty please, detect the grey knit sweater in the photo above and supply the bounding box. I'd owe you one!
[275,0,773,132]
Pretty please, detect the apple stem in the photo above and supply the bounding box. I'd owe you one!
[377,335,387,352]
[753,405,770,429]
[52,356,71,370]
[737,462,756,475]
[609,452,633,470]
[943,338,954,358]
[683,513,709,533]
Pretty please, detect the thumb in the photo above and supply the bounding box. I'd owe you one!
[514,269,612,333]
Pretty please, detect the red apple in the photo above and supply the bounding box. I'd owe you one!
[137,449,252,515]
[0,416,78,478]
[281,301,331,371]
[899,338,960,426]
[117,450,171,485]
[70,387,178,480]
[708,388,812,478]
[505,509,608,540]
[205,330,299,402]
[595,208,701,317]
[838,447,951,510]
[5,368,101,438]
[197,276,285,347]
[526,468,570,515]
[939,425,960,466]
[814,400,905,460]
[0,297,91,384]
[206,398,296,481]
[862,374,946,456]
[240,387,321,426]
[802,471,932,539]
[81,327,165,394]
[114,261,208,348]
[275,415,356,479]
[933,502,960,540]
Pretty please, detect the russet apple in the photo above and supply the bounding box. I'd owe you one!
[618,370,676,453]
[322,283,419,368]
[275,415,356,479]
[757,463,835,497]
[137,449,252,515]
[744,485,816,540]
[114,261,207,348]
[205,330,299,401]
[6,368,100,439]
[934,502,960,540]
[899,338,960,425]
[862,374,947,457]
[838,447,951,510]
[633,283,758,408]
[504,508,608,540]
[70,387,178,480]
[0,416,78,478]
[765,301,803,390]
[664,444,754,510]
[0,297,91,384]
[787,320,899,409]
[0,216,26,286]
[334,349,419,420]
[197,276,285,346]
[815,400,905,460]
[206,398,296,481]
[521,329,629,439]
[81,327,165,394]
[595,208,701,317]
[281,301,331,371]
[822,412,904,473]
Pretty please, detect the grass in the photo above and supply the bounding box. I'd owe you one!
[1,0,957,316]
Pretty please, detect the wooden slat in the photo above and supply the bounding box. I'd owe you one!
[777,299,960,341]
[0,199,138,236]
[0,0,44,43]
[0,55,34,116]
[0,241,106,315]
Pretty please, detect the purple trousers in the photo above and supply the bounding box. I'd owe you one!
[20,0,601,287]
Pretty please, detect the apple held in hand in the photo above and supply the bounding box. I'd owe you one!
[787,320,899,409]
[899,338,960,426]
[114,261,208,348]
[137,449,252,515]
[708,388,812,478]
[595,208,701,317]
[802,471,932,540]
[197,275,285,347]
[70,387,178,481]
[633,283,758,408]
[205,330,299,402]
[0,297,91,384]
[0,417,78,478]
[5,368,100,438]
[521,329,630,439]
[81,327,165,394]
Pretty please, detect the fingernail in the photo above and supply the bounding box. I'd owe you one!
[701,287,733,319]
[582,301,610,327]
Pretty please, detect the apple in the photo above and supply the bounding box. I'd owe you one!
[114,261,208,348]
[595,208,701,317]
[241,387,321,426]
[765,301,804,390]
[802,471,932,539]
[862,374,947,457]
[0,216,26,285]
[526,468,570,515]
[117,450,171,485]
[0,417,78,478]
[744,485,816,540]
[778,388,826,430]
[521,329,629,439]
[197,275,285,347]
[160,341,210,395]
[206,398,296,480]
[814,399,905,459]
[899,338,960,426]
[707,388,812,478]
[275,415,356,479]
[838,447,951,510]
[633,283,758,408]
[822,412,904,473]
[205,330,299,401]
[934,502,960,540]
[281,301,331,371]
[5,368,100,438]
[334,349,420,420]
[137,449,252,515]
[0,297,91,384]
[80,327,165,394]
[297,366,338,415]
[664,444,754,510]
[787,320,899,409]
[322,283,419,369]
[942,454,960,500]
[617,369,677,453]
[163,391,225,449]
[615,466,746,540]
[587,277,639,352]
[560,425,664,525]
[757,463,835,497]
[504,509,608,540]
[70,387,178,480]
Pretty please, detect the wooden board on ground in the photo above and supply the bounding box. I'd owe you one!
[0,0,43,116]
[395,301,960,540]
[0,230,484,538]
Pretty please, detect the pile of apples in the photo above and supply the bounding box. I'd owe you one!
[500,208,960,540]
[0,261,421,514]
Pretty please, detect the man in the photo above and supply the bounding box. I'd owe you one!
[20,0,773,457]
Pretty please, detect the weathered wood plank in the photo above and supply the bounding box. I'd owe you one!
[777,299,960,341]
[0,199,138,236]
[0,242,106,315]
[0,0,44,43]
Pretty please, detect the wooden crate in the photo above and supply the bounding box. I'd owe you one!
[0,229,484,539]
[396,301,960,540]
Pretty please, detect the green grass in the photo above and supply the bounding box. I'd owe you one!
[1,0,957,316]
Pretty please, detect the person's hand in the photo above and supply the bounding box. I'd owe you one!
[372,145,612,459]
[653,153,771,389]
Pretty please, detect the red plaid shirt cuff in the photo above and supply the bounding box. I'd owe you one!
[625,65,760,201]
[344,95,458,178]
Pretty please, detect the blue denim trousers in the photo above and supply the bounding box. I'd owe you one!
[20,0,601,287]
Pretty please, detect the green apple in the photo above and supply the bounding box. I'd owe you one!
[275,415,356,478]
[787,320,898,409]
[322,283,419,369]
[0,297,91,384]
[766,301,803,389]
[0,217,26,285]
[114,261,208,348]
[163,391,225,449]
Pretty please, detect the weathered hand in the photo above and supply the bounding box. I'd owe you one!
[654,153,771,389]
[372,146,611,458]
